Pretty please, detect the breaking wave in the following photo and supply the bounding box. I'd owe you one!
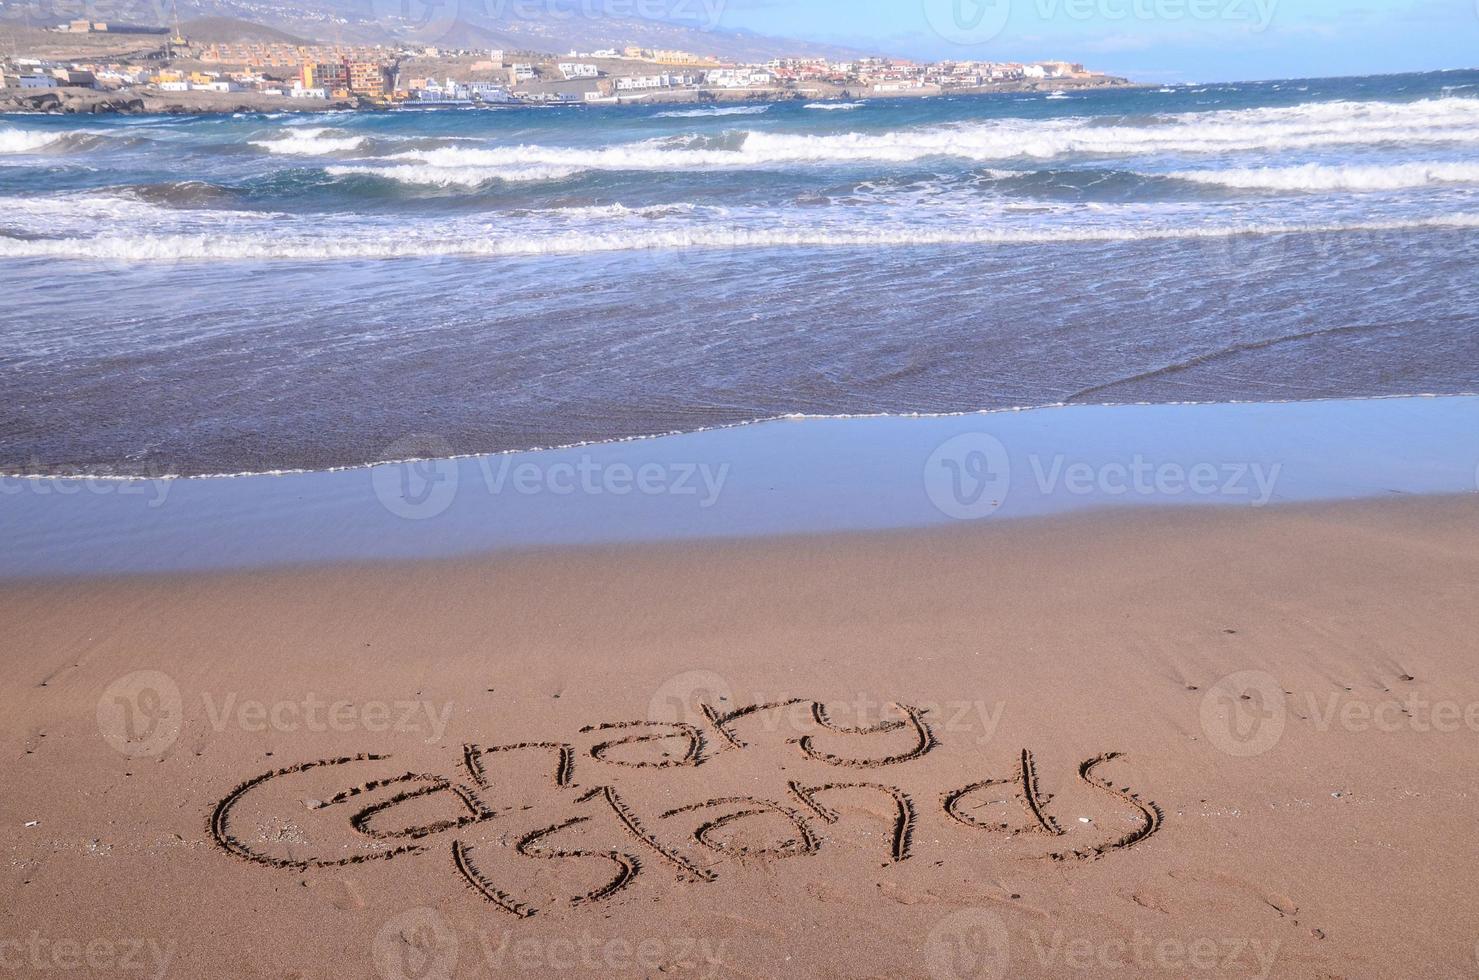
[324,162,582,186]
[368,97,1479,178]
[5,212,1476,262]
[0,127,65,153]
[1171,161,1479,191]
[250,127,368,155]
[654,105,772,118]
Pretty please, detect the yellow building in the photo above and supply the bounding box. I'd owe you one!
[650,49,715,67]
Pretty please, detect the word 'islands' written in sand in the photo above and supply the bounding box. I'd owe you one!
[209,699,1164,916]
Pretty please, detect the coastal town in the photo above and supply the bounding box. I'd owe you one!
[0,17,1129,113]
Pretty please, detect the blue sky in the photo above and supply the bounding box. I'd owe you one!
[707,0,1478,82]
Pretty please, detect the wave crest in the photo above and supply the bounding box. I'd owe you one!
[250,127,368,156]
[1172,161,1479,191]
[5,212,1476,262]
[324,162,581,186]
[0,127,64,154]
[655,105,771,118]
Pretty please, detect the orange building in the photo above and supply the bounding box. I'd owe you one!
[347,61,391,98]
[301,61,391,98]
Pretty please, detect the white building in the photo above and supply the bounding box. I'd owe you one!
[873,79,929,92]
[614,74,669,91]
[468,81,510,102]
[704,68,772,89]
[559,62,599,80]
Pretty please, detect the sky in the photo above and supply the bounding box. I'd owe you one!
[703,0,1479,82]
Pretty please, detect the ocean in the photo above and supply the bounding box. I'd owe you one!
[2,69,1477,476]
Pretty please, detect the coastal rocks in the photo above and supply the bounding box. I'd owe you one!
[62,93,147,114]
[137,96,355,115]
[0,87,145,114]
[0,91,62,112]
[0,86,353,115]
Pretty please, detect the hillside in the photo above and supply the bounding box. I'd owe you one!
[1,0,875,61]
[179,16,318,45]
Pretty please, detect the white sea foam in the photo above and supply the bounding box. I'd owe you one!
[804,102,864,111]
[655,105,771,118]
[6,213,1476,262]
[324,162,582,186]
[0,127,63,153]
[250,128,367,155]
[521,202,713,219]
[1171,161,1479,191]
[0,193,280,233]
[376,97,1479,178]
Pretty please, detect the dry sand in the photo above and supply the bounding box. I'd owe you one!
[3,495,1478,978]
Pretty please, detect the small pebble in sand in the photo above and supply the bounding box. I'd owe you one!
[1078,817,1092,824]
[24,821,38,828]
[1331,791,1345,798]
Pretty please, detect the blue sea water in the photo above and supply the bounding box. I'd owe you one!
[1,70,1477,475]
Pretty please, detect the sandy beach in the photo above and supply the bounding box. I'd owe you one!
[4,493,1478,978]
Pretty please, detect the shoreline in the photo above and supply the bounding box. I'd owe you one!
[3,391,1468,483]
[0,77,1135,116]
[2,395,1476,579]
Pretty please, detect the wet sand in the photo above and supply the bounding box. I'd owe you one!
[4,494,1478,978]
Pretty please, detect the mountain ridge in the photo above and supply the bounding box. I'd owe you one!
[5,0,882,62]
